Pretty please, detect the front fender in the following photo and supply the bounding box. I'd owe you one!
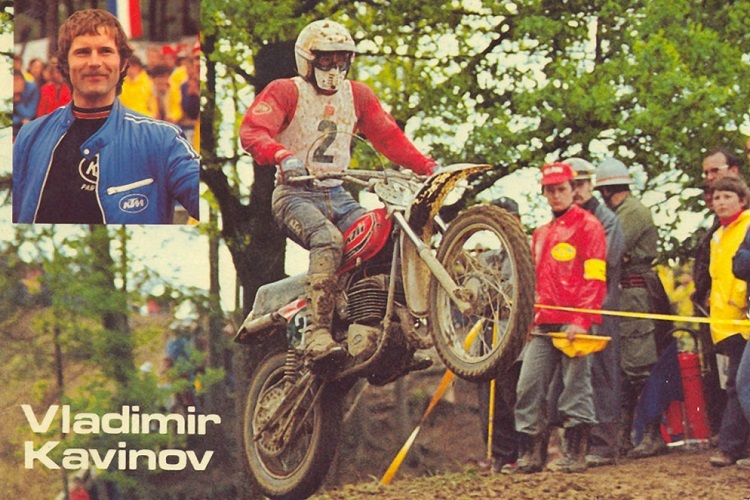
[401,163,491,317]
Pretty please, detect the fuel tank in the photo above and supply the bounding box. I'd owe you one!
[339,208,392,274]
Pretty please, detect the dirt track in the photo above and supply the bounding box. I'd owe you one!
[311,372,750,500]
[315,449,750,499]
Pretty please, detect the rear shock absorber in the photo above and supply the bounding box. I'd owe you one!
[283,348,302,383]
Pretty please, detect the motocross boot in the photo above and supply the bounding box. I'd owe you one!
[548,425,589,473]
[627,420,667,459]
[517,432,546,474]
[304,273,345,364]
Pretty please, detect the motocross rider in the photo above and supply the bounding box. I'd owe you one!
[240,20,437,363]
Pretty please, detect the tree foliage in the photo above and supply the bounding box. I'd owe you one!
[202,1,749,307]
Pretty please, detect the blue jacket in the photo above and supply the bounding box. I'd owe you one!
[732,226,750,282]
[13,99,200,224]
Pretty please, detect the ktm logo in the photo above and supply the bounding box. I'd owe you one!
[119,194,149,213]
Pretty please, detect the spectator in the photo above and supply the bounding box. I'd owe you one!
[164,44,188,106]
[151,64,182,123]
[474,196,523,474]
[706,176,750,467]
[594,157,665,458]
[13,54,28,78]
[514,162,607,474]
[145,45,163,73]
[560,158,624,466]
[27,57,46,87]
[13,69,39,138]
[733,206,750,471]
[36,57,72,117]
[178,42,200,143]
[693,147,744,436]
[120,55,156,117]
[69,476,90,500]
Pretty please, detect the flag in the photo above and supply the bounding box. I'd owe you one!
[107,0,143,39]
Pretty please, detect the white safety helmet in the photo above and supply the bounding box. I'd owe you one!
[295,19,356,93]
[594,157,634,188]
[562,157,595,181]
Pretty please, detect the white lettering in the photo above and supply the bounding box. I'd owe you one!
[90,448,117,469]
[21,405,57,433]
[129,448,157,470]
[159,450,187,471]
[24,441,60,469]
[72,413,99,434]
[188,451,214,471]
[62,448,89,470]
[102,406,129,434]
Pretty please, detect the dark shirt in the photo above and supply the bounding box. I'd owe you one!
[35,105,111,223]
[693,218,721,309]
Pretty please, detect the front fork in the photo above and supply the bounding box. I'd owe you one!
[392,211,473,314]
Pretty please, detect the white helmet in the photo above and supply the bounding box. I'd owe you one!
[562,157,595,181]
[595,157,633,187]
[295,20,356,93]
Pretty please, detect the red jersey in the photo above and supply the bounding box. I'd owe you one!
[239,77,435,175]
[533,204,607,330]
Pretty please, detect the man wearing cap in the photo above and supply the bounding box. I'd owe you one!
[544,158,624,466]
[594,157,665,458]
[514,162,607,474]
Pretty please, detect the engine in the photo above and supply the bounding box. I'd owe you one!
[344,274,404,326]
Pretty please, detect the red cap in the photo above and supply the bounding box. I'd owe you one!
[541,162,575,186]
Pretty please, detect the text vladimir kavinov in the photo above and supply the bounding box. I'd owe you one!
[22,405,221,471]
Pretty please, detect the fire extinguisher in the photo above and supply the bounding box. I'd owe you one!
[672,327,711,446]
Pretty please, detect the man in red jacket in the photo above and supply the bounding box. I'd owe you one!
[514,162,608,474]
[239,20,436,363]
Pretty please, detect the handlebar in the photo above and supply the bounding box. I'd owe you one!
[286,168,425,187]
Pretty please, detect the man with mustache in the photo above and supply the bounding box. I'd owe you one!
[13,9,199,224]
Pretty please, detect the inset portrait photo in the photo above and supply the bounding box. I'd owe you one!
[13,5,200,224]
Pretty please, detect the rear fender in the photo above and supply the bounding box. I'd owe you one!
[234,298,306,344]
[401,163,491,317]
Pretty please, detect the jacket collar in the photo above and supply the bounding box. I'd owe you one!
[63,98,124,160]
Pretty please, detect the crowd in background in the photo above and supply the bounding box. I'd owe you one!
[13,38,201,148]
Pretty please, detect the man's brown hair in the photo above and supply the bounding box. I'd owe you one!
[57,9,133,93]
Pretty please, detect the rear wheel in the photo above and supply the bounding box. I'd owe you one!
[429,205,534,381]
[244,351,342,500]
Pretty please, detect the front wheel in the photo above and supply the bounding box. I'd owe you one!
[243,351,342,500]
[429,205,534,381]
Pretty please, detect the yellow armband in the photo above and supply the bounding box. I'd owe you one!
[584,258,606,281]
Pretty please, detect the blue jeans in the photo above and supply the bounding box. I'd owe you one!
[716,335,750,457]
[272,184,366,275]
[515,325,597,436]
[734,339,750,427]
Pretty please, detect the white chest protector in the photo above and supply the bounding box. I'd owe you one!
[277,77,357,186]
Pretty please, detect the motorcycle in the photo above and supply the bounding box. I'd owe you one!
[235,164,534,499]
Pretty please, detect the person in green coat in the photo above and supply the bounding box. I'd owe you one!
[595,157,665,458]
